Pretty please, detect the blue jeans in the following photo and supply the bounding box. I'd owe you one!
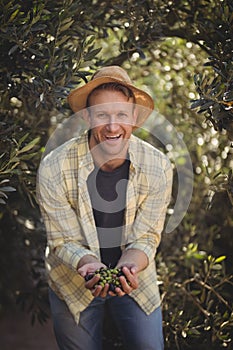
[49,288,164,350]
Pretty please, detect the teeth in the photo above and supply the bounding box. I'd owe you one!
[106,135,120,139]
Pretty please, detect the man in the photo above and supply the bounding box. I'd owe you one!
[37,66,173,350]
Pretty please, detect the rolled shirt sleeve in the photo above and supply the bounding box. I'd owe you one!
[125,141,173,263]
[37,152,98,272]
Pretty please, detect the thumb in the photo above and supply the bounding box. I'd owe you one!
[77,267,86,277]
[130,265,138,274]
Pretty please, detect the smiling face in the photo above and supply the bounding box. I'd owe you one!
[86,88,137,171]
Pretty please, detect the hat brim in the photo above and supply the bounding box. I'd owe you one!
[68,76,154,128]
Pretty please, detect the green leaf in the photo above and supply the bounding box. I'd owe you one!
[0,191,8,198]
[56,35,70,46]
[193,252,206,260]
[8,157,20,164]
[9,8,20,22]
[188,328,201,336]
[85,35,95,46]
[60,20,74,33]
[0,186,16,192]
[191,289,201,296]
[84,47,102,61]
[31,24,47,31]
[214,255,226,263]
[18,134,29,148]
[212,264,223,270]
[198,101,214,112]
[8,44,19,56]
[17,152,38,160]
[190,99,204,109]
[0,179,10,185]
[18,137,40,154]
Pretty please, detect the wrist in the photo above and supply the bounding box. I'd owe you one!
[77,254,99,270]
[117,249,148,272]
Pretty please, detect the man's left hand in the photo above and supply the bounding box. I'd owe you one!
[108,265,139,297]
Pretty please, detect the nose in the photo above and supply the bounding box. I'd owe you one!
[105,116,120,132]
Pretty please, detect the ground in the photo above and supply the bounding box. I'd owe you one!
[0,308,58,350]
[0,303,126,350]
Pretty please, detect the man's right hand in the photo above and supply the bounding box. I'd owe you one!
[83,270,110,298]
[78,261,106,277]
[77,257,108,297]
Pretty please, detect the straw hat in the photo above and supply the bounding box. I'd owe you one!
[68,66,154,127]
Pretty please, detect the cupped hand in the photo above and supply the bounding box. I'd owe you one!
[78,262,109,298]
[77,262,106,277]
[108,265,139,297]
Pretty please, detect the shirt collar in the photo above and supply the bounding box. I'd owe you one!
[77,130,94,171]
[128,134,142,172]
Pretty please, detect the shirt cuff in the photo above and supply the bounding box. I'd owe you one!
[124,242,156,264]
[55,243,99,271]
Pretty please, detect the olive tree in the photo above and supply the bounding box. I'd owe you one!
[0,0,232,348]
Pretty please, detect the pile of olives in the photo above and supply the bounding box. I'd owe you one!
[85,267,129,292]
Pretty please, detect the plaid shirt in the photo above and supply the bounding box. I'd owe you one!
[37,131,173,323]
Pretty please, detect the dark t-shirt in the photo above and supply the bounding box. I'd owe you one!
[87,159,130,267]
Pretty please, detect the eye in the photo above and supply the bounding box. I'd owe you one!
[117,112,128,119]
[96,113,108,119]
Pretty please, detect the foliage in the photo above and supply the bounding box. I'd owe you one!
[0,0,103,322]
[159,243,233,350]
[0,0,232,349]
[0,179,16,204]
[103,242,233,350]
[190,1,233,139]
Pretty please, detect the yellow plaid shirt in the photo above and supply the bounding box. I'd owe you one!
[37,131,173,323]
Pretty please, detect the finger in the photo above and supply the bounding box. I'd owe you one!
[121,269,138,289]
[99,283,109,298]
[121,266,136,278]
[78,267,86,277]
[85,274,100,289]
[118,276,132,293]
[114,286,126,297]
[92,284,103,297]
[130,266,138,275]
[93,282,109,298]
